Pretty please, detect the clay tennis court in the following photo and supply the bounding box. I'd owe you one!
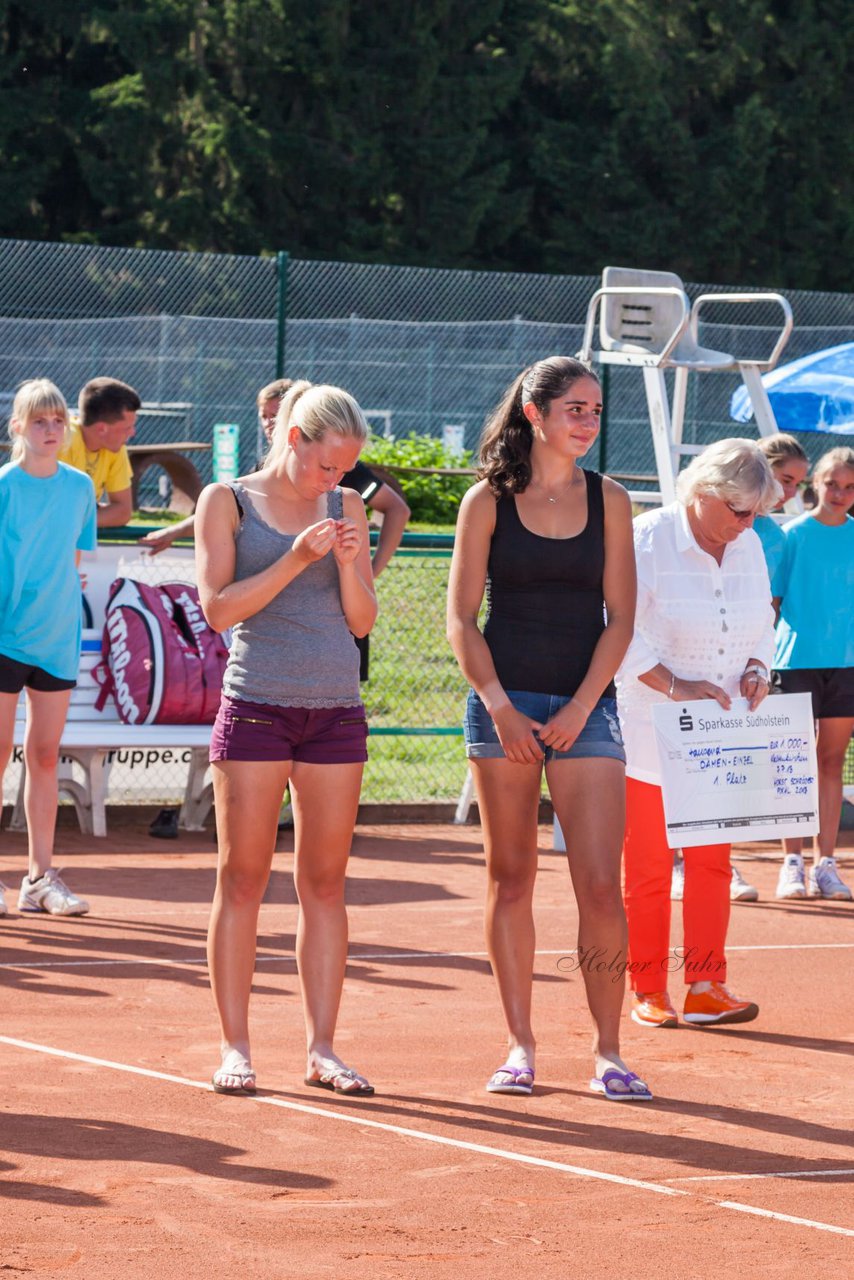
[2,816,853,1277]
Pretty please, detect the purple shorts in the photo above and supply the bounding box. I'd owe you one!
[210,697,368,764]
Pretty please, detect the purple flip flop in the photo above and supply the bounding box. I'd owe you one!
[589,1068,653,1101]
[486,1063,535,1095]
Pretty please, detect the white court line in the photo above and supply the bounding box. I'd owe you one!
[3,941,854,972]
[0,1035,679,1198]
[3,1034,853,1239]
[719,1202,854,1237]
[668,1169,854,1182]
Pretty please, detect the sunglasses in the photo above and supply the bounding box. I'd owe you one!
[723,499,755,521]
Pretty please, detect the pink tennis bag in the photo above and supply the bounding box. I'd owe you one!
[94,578,229,725]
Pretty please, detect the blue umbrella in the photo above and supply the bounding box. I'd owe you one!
[730,341,854,435]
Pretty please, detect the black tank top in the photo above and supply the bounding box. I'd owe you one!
[483,469,613,699]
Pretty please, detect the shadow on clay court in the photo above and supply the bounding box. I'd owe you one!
[683,1025,854,1058]
[257,1085,854,1181]
[0,1113,331,1201]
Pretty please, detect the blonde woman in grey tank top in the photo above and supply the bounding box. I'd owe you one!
[196,382,377,1097]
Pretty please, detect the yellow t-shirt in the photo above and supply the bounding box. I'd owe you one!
[59,420,132,501]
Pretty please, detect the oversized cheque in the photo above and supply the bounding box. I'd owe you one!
[651,692,818,848]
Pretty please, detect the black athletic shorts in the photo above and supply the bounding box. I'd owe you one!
[0,652,76,694]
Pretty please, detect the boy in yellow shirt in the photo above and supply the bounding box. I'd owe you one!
[60,378,141,526]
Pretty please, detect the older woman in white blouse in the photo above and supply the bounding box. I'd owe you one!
[616,439,780,1029]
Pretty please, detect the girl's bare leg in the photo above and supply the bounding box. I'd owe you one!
[470,758,543,1076]
[546,757,638,1083]
[207,758,290,1088]
[22,688,73,879]
[289,760,366,1082]
[814,717,854,862]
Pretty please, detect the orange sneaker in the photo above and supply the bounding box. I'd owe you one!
[683,982,758,1026]
[631,990,678,1028]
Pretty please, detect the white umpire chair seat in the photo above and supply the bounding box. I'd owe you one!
[577,266,794,505]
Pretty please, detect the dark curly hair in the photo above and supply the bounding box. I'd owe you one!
[478,356,599,496]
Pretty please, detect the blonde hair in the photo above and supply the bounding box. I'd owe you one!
[266,382,368,465]
[676,436,781,514]
[757,432,808,471]
[8,378,69,462]
[812,445,854,483]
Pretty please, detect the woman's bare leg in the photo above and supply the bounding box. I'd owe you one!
[470,758,543,1075]
[207,758,290,1088]
[289,760,366,1081]
[546,758,639,1083]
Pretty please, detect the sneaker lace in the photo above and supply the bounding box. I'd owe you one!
[43,869,77,899]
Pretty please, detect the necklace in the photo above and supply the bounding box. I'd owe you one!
[531,470,579,503]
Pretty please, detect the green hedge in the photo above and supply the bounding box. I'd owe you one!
[362,435,476,524]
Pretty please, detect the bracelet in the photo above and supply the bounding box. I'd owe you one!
[743,664,769,681]
[667,673,676,700]
[572,696,593,715]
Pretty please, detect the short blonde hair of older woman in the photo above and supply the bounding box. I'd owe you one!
[266,382,368,465]
[676,437,781,514]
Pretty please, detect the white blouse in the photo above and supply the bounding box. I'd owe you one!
[616,502,776,784]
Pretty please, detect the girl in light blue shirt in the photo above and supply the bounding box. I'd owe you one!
[0,379,97,918]
[754,434,809,597]
[773,446,854,902]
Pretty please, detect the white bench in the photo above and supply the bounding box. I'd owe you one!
[12,630,214,838]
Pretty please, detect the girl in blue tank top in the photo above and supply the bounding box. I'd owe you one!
[447,355,652,1102]
[196,381,378,1097]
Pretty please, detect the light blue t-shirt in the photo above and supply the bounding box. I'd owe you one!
[774,511,854,670]
[0,461,97,679]
[753,514,786,596]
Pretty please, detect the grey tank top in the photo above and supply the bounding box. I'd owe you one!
[222,482,361,708]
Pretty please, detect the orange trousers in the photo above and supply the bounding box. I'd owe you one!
[623,776,730,994]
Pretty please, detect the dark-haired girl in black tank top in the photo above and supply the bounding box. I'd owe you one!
[448,356,653,1102]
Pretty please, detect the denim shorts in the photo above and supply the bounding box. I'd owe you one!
[210,697,369,764]
[463,689,626,763]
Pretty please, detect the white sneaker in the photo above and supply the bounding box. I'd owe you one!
[0,882,8,917]
[671,857,685,901]
[776,854,806,899]
[18,869,89,916]
[731,866,758,902]
[808,857,853,901]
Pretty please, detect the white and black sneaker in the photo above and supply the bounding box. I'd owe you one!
[18,869,89,916]
[776,854,806,900]
[808,857,853,901]
[731,866,759,902]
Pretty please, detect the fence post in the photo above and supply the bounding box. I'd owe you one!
[275,251,290,378]
[598,363,610,473]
